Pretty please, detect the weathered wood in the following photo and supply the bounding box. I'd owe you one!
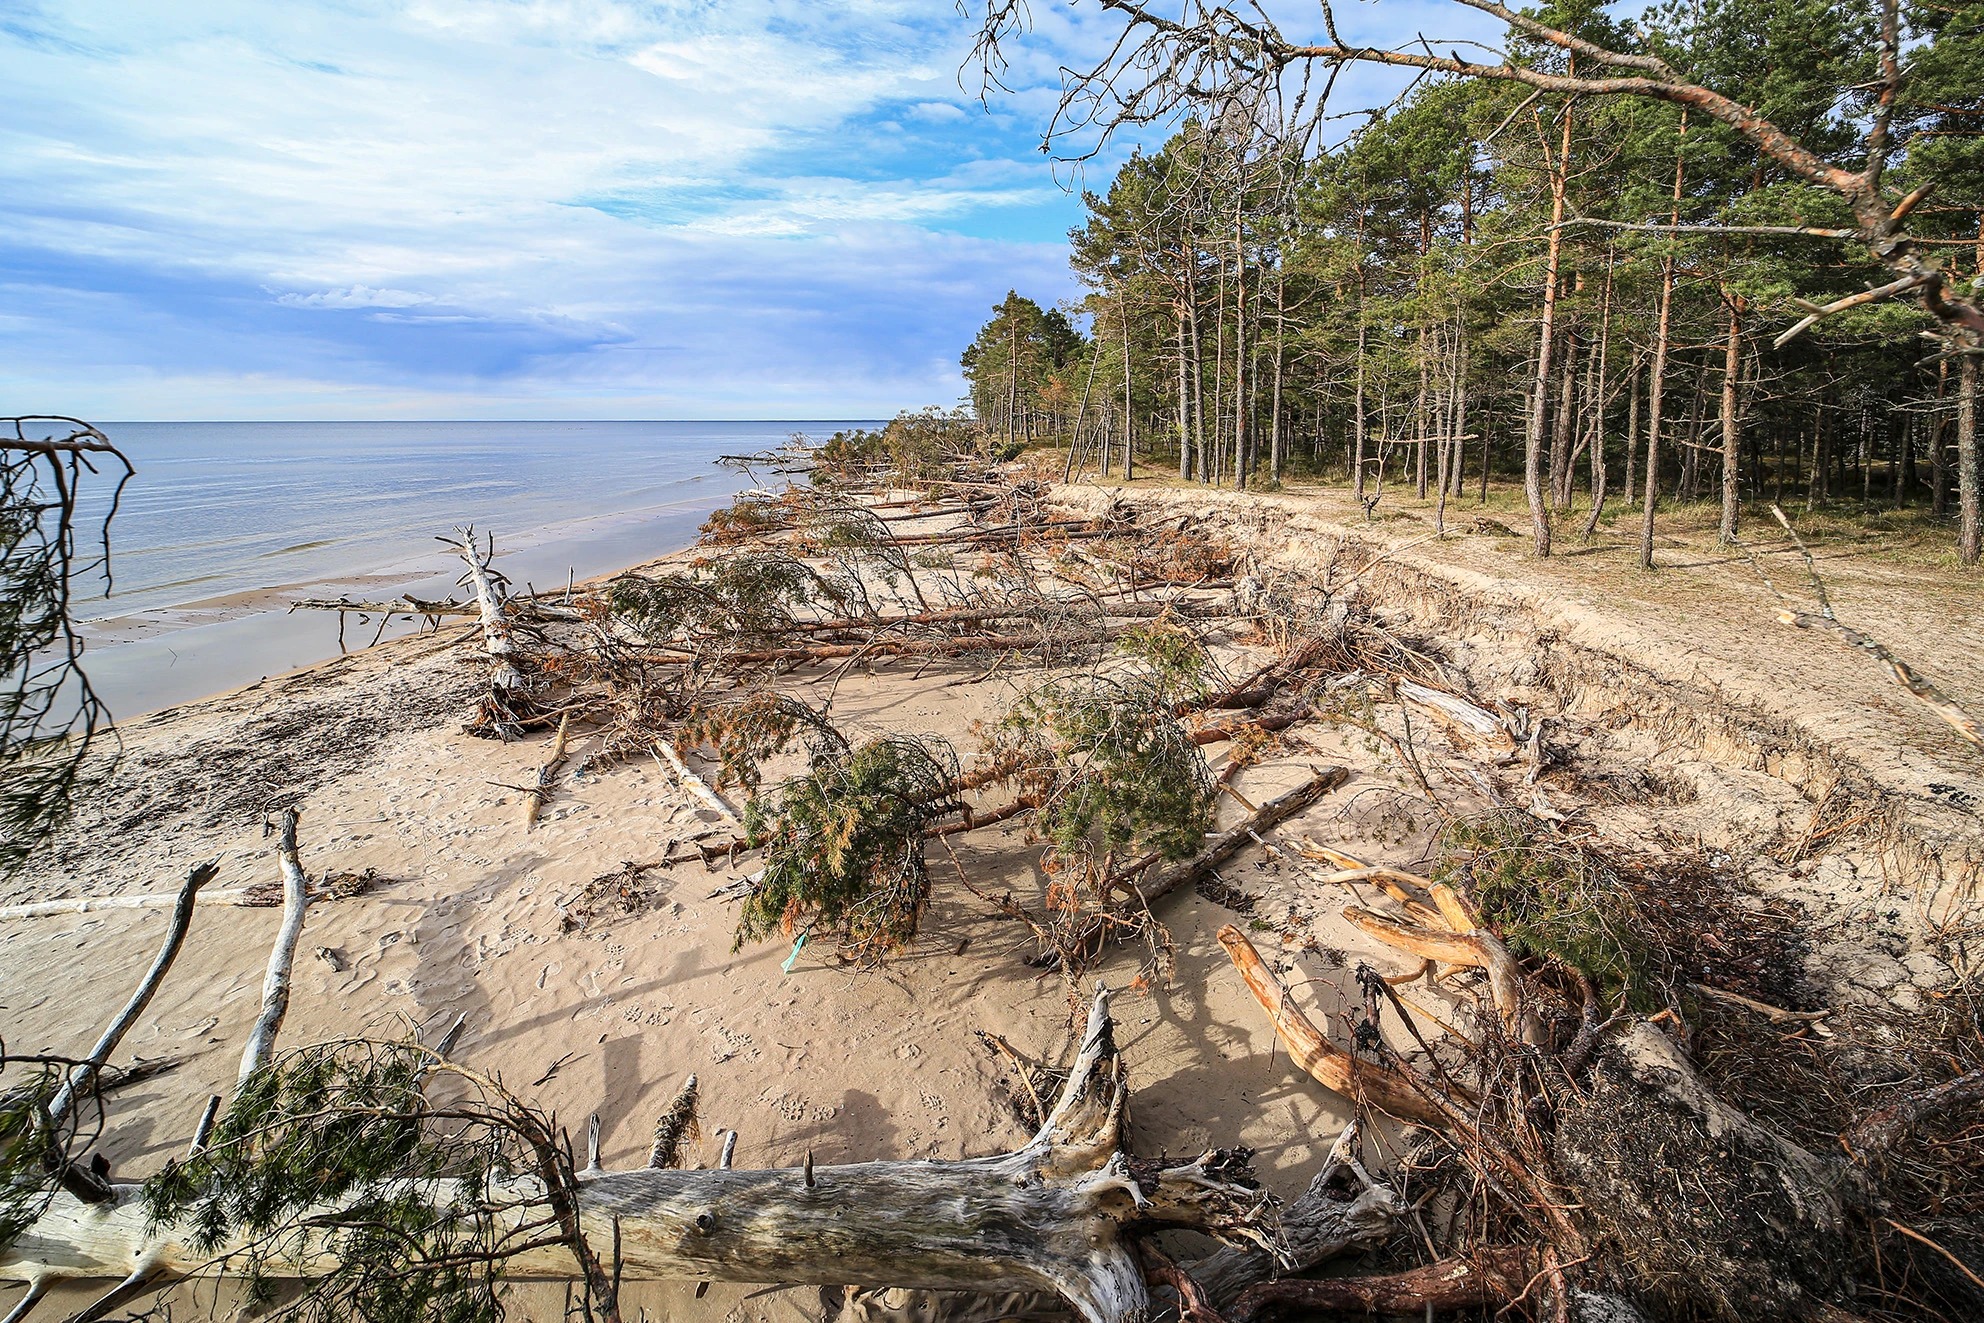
[0,876,372,923]
[653,739,741,827]
[1215,925,1447,1127]
[1186,1120,1402,1306]
[648,630,1103,667]
[1396,679,1515,751]
[1341,906,1537,1044]
[1,989,1275,1323]
[525,715,573,830]
[237,810,310,1083]
[1139,769,1346,907]
[1231,1246,1541,1321]
[450,528,525,692]
[43,863,215,1133]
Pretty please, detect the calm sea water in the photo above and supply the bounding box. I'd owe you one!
[64,420,875,717]
[77,420,866,619]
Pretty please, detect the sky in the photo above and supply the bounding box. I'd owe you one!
[1,1,1492,420]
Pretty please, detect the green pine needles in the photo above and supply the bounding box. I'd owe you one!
[738,733,963,963]
[139,1041,591,1323]
[1434,811,1653,1006]
[991,673,1217,863]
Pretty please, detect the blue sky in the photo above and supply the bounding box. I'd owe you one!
[1,1,1490,419]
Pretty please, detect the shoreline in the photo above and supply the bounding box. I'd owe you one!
[79,488,739,721]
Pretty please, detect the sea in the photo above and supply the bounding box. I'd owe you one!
[63,420,876,720]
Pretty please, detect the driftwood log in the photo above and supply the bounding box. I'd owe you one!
[2,988,1277,1323]
[440,526,533,738]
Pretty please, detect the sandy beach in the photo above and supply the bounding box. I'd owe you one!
[5,484,1978,1321]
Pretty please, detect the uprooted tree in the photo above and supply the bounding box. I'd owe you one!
[3,851,1399,1323]
[15,420,1983,1322]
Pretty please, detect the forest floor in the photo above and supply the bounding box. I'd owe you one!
[4,482,1979,1321]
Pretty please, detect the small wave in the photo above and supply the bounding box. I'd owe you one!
[260,538,344,557]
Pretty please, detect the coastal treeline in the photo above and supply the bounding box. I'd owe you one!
[963,0,1983,561]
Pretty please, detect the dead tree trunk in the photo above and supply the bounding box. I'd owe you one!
[237,809,310,1083]
[2,990,1275,1323]
[443,526,532,738]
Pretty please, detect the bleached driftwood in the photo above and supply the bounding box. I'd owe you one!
[441,525,536,737]
[42,864,214,1136]
[1186,1119,1403,1306]
[0,878,367,923]
[525,715,573,830]
[237,810,310,1083]
[449,528,524,690]
[1,988,1276,1323]
[1396,680,1515,752]
[0,893,242,921]
[653,738,742,827]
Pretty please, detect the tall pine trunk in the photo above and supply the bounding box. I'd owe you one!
[1416,324,1431,500]
[1932,359,1950,517]
[1353,272,1368,506]
[1641,111,1687,570]
[1177,302,1192,481]
[1270,268,1286,486]
[1119,284,1134,481]
[1960,350,1979,566]
[1718,298,1743,543]
[1232,216,1248,490]
[1525,99,1572,557]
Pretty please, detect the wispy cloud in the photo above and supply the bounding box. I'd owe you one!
[0,0,1464,418]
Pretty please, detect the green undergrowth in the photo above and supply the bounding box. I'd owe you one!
[1434,811,1655,1008]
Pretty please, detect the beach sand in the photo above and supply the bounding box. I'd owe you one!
[5,486,1974,1321]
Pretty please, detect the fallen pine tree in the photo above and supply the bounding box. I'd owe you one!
[4,919,1389,1323]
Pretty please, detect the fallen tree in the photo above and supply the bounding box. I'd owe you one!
[5,924,1292,1323]
[1214,823,1984,1322]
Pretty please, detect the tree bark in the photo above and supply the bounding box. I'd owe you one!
[1216,926,1445,1126]
[1269,269,1286,486]
[1,992,1272,1323]
[1641,112,1686,569]
[1525,99,1573,556]
[1231,215,1247,490]
[1119,284,1134,481]
[1550,327,1576,510]
[1177,301,1192,481]
[1961,351,1979,566]
[1719,297,1744,543]
[1232,1247,1541,1321]
[237,808,310,1083]
[42,864,215,1134]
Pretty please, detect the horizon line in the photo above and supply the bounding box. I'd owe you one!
[88,416,905,425]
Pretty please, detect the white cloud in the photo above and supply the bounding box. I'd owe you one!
[276,285,435,309]
[0,0,1488,416]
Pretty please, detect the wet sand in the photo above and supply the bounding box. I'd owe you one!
[74,492,736,719]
